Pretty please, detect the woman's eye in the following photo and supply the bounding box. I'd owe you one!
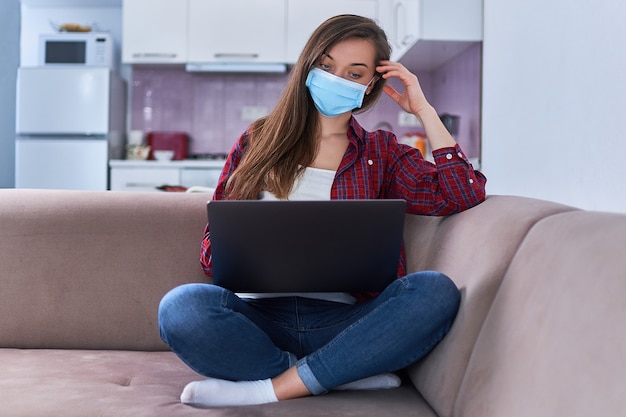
[319,63,331,71]
[349,72,362,80]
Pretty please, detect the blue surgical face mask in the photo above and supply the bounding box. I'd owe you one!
[305,67,372,117]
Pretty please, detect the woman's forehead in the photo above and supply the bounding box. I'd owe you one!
[324,38,377,67]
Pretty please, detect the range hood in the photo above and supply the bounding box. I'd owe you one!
[185,63,288,73]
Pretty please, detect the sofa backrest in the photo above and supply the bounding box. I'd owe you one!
[0,189,211,351]
[403,195,577,417]
[454,209,626,417]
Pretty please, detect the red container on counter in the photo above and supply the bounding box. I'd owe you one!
[146,131,188,160]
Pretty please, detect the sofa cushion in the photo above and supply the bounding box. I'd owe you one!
[403,196,576,417]
[0,189,211,350]
[0,349,438,417]
[454,210,626,417]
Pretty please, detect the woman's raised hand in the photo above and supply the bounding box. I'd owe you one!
[376,61,432,118]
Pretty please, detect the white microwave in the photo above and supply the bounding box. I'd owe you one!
[39,33,114,69]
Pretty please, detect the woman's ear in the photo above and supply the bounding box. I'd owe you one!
[365,75,380,95]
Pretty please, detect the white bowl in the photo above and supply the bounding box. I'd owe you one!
[153,150,175,161]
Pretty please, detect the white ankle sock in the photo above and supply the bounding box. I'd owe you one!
[180,378,278,407]
[333,373,401,391]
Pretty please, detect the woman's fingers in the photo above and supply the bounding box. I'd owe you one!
[378,61,428,115]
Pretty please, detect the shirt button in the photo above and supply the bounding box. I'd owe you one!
[368,159,373,166]
[469,179,474,184]
[458,152,463,158]
[446,153,453,160]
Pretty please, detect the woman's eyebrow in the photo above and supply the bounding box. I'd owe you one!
[324,53,369,68]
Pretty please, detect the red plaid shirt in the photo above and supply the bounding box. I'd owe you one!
[201,117,486,299]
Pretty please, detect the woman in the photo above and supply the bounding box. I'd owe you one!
[159,14,486,407]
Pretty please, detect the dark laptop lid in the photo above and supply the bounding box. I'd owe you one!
[207,199,406,293]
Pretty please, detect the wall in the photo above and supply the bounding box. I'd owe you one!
[429,43,482,158]
[130,45,482,158]
[482,0,626,212]
[0,0,20,188]
[130,68,287,155]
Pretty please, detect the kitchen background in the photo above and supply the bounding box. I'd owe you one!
[16,0,481,160]
[3,0,625,212]
[129,45,481,157]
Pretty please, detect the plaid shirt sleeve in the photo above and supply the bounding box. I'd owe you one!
[333,117,487,216]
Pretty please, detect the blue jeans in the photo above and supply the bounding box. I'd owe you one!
[158,271,460,395]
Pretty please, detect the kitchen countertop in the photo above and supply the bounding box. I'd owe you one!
[109,159,226,168]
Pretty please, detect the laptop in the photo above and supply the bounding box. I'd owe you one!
[207,199,406,293]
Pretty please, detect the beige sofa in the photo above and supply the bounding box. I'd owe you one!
[1,188,625,417]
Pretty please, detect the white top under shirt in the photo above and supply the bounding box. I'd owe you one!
[237,167,357,305]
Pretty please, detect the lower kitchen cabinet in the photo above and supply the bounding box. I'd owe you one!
[109,160,225,192]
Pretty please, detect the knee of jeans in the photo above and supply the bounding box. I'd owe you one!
[405,271,461,318]
[158,283,223,343]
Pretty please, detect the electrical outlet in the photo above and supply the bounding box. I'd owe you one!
[241,105,269,121]
[398,111,422,127]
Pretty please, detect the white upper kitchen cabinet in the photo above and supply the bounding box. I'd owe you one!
[188,0,286,64]
[119,0,481,70]
[286,0,378,63]
[122,0,188,63]
[397,0,483,71]
[376,0,420,61]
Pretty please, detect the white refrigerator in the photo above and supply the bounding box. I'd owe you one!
[15,67,126,190]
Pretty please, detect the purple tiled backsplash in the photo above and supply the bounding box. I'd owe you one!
[130,44,481,158]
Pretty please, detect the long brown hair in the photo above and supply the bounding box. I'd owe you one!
[225,14,391,200]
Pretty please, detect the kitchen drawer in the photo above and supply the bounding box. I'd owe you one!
[110,167,180,192]
[180,168,221,189]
